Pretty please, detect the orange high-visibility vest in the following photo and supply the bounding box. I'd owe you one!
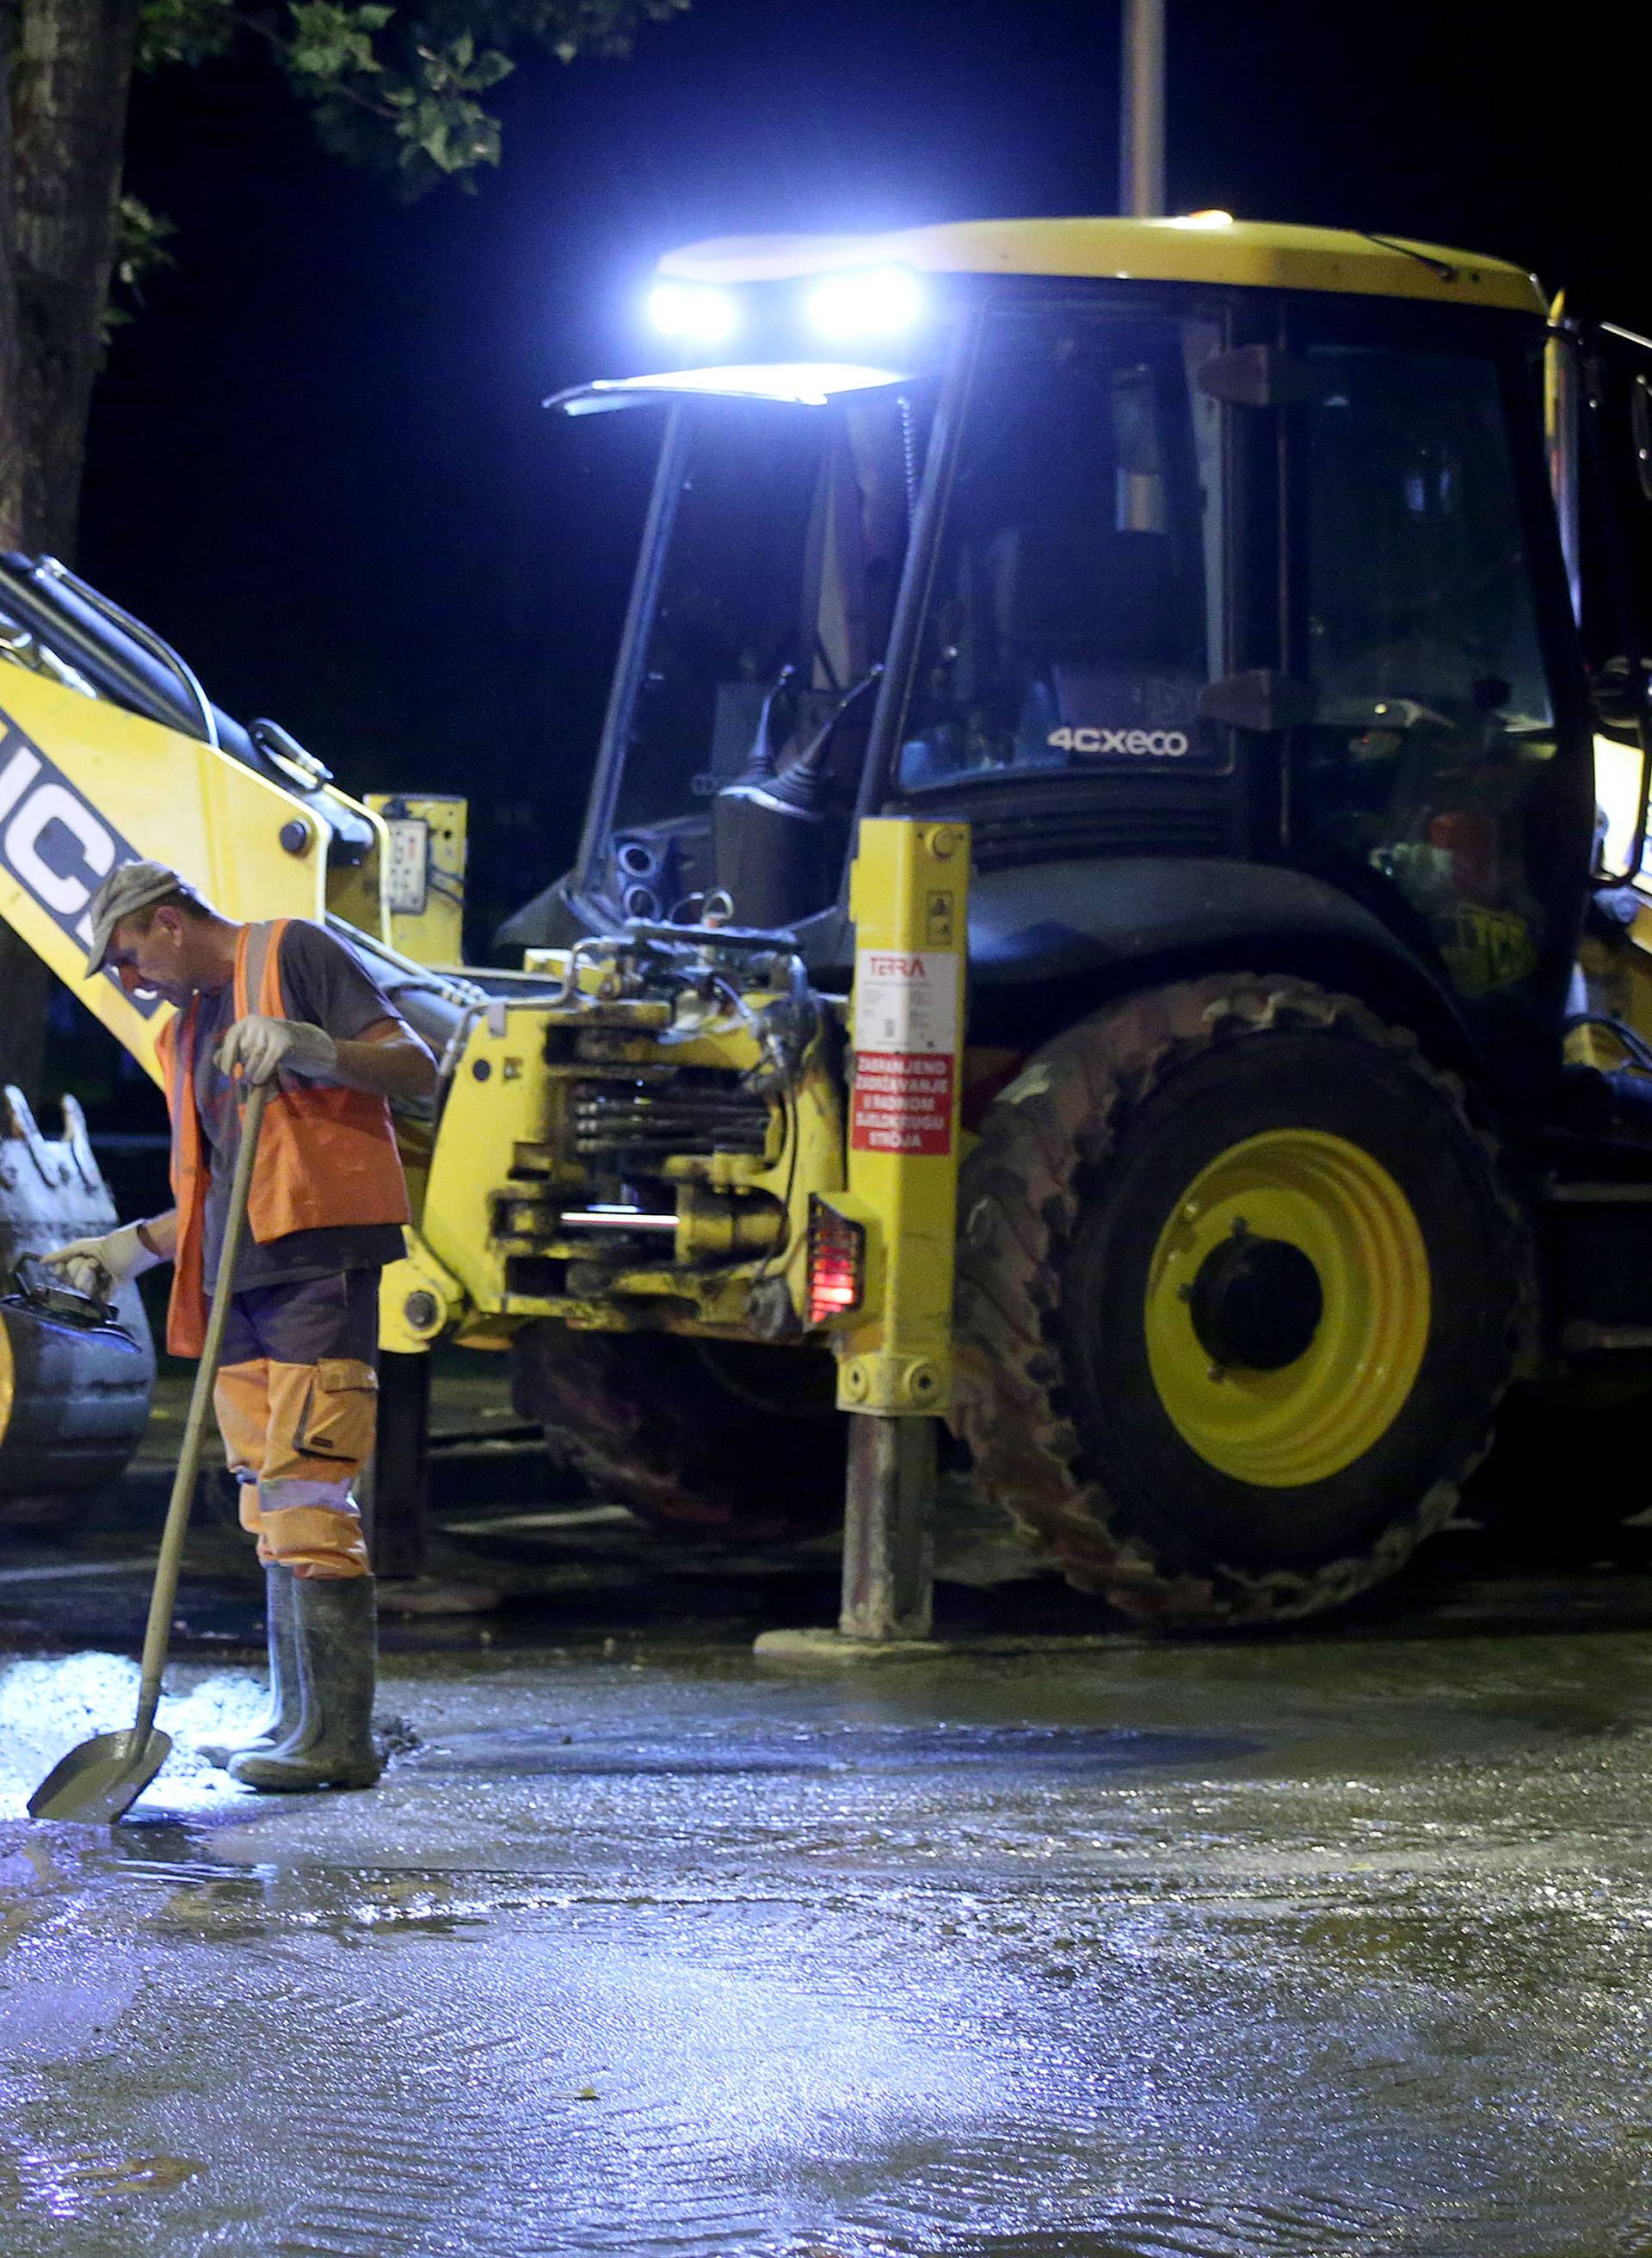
[157,918,410,1354]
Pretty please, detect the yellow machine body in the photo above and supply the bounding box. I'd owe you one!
[0,210,1629,1597]
[828,819,968,1417]
[0,658,932,1378]
[0,214,1569,1391]
[421,961,845,1337]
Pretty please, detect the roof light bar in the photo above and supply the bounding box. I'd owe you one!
[647,282,738,346]
[804,264,923,342]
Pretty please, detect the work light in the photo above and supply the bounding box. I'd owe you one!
[804,266,923,342]
[646,282,738,346]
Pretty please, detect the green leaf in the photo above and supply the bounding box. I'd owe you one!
[102,193,178,348]
[139,0,694,206]
[138,0,237,71]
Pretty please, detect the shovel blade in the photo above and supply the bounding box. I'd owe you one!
[27,1726,173,1823]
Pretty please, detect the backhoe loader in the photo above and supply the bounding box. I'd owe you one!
[3,214,1652,1626]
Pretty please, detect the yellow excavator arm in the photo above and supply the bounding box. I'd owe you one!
[0,582,477,1412]
[0,665,391,1081]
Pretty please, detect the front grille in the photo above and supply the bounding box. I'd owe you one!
[570,1073,772,1161]
[969,800,1232,870]
[911,786,1236,871]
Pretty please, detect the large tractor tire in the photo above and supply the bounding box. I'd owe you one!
[0,1088,155,1527]
[953,974,1532,1627]
[511,1323,845,1540]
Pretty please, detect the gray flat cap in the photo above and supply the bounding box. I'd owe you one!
[83,860,200,978]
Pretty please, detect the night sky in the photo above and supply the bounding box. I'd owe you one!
[78,0,1652,951]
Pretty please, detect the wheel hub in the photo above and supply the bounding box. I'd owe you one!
[1143,1127,1431,1488]
[1187,1222,1324,1373]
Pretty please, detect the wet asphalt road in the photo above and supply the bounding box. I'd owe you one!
[7,1606,1652,2257]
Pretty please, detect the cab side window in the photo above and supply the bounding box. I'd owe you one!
[1295,344,1561,1000]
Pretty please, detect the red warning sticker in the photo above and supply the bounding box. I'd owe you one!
[851,1052,957,1155]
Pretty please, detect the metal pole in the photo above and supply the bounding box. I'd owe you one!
[1120,0,1166,219]
[838,1414,936,1642]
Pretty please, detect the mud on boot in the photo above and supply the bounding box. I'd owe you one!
[198,1563,300,1768]
[230,1574,382,1792]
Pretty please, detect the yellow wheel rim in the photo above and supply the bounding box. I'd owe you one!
[1143,1128,1430,1489]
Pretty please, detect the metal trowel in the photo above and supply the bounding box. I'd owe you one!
[29,1080,268,1823]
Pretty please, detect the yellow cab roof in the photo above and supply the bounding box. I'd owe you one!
[657,215,1545,318]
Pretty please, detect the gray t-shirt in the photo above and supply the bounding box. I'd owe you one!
[194,922,410,1292]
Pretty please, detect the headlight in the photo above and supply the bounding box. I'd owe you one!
[647,282,738,346]
[804,265,923,341]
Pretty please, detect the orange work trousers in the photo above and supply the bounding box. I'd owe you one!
[212,1273,379,1579]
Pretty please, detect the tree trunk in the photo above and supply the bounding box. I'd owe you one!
[0,5,40,1091]
[0,10,28,551]
[12,0,140,561]
[0,0,141,1100]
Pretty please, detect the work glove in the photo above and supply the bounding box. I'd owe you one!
[42,1223,163,1299]
[215,1014,338,1085]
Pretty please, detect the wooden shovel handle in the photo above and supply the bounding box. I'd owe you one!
[132,1077,270,1746]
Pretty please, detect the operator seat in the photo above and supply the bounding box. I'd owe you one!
[996,525,1204,762]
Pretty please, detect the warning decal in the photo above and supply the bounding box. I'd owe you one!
[850,949,960,1156]
[852,1052,956,1155]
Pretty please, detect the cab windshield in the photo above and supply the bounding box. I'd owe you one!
[583,382,928,924]
[897,303,1224,792]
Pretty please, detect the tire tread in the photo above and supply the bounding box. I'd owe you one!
[952,972,1533,1626]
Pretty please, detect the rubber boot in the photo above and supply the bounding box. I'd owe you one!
[229,1575,382,1792]
[198,1564,300,1767]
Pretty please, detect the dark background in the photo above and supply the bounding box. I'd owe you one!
[70,0,1649,1038]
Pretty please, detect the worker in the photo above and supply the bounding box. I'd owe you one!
[44,861,437,1792]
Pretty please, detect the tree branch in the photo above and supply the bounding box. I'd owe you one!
[224,3,401,119]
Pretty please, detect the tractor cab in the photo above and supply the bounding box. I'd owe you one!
[509,219,1600,1100]
[546,359,933,936]
[477,219,1652,1631]
[14,214,1652,1632]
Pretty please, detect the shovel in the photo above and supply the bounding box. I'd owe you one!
[29,1078,270,1823]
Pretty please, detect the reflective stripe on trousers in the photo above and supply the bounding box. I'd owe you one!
[219,1357,375,1577]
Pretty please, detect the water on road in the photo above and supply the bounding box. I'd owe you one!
[3,1626,1652,2256]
